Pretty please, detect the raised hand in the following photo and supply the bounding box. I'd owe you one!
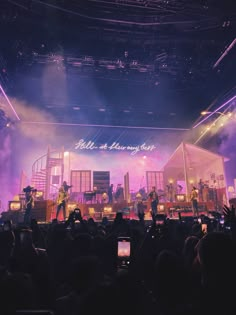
[222,204,236,240]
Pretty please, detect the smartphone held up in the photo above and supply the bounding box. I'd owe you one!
[117,236,131,269]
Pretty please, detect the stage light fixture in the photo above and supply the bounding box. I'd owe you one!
[159,204,165,211]
[228,186,234,193]
[176,194,185,202]
[35,191,44,200]
[9,201,21,211]
[67,202,78,212]
[104,206,112,213]
[88,207,95,216]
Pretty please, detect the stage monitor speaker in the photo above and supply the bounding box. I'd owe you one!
[93,171,110,194]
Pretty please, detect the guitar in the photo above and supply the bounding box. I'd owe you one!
[25,196,34,209]
[57,192,69,205]
[148,192,159,202]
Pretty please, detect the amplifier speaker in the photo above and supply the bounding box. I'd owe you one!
[93,171,110,194]
[31,200,54,222]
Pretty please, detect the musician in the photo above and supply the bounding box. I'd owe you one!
[198,179,204,202]
[56,186,68,221]
[108,184,113,204]
[148,186,159,219]
[23,185,36,225]
[177,184,183,194]
[102,192,108,203]
[62,181,72,193]
[115,184,124,203]
[166,183,175,202]
[190,186,199,217]
[202,184,209,202]
[137,200,146,222]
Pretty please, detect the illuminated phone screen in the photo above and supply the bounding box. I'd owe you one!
[118,239,130,258]
[201,223,207,234]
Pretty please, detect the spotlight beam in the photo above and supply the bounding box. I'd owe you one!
[213,38,236,69]
[21,121,189,131]
[32,0,211,26]
[0,84,21,121]
[194,103,234,144]
[8,0,32,11]
[193,95,236,129]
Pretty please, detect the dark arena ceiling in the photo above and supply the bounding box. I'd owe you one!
[0,0,235,129]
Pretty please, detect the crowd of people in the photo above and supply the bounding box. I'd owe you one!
[0,203,236,315]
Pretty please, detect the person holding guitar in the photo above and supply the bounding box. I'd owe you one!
[148,186,159,220]
[56,186,68,221]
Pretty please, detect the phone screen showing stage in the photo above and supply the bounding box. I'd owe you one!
[117,238,130,258]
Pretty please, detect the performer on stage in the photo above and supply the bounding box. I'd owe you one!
[62,181,72,193]
[56,186,68,221]
[190,186,199,217]
[148,186,159,220]
[102,192,108,203]
[108,184,113,204]
[166,183,175,202]
[115,184,124,203]
[23,185,36,225]
[198,179,204,202]
[202,184,209,202]
[137,200,146,222]
[177,184,183,194]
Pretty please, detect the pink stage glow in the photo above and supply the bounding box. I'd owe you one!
[0,122,184,211]
[68,149,169,193]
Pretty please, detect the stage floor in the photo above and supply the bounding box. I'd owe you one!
[2,200,217,224]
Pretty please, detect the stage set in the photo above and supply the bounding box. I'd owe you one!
[5,197,216,224]
[4,142,228,224]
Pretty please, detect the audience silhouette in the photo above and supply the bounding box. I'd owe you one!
[0,205,236,315]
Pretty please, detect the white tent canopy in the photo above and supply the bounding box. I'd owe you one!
[162,142,228,205]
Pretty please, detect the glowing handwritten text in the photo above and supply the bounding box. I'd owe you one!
[75,139,156,155]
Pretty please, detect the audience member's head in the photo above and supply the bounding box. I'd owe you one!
[153,249,187,303]
[183,235,199,268]
[0,231,15,266]
[197,232,236,291]
[68,255,103,295]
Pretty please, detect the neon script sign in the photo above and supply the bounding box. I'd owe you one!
[74,139,156,155]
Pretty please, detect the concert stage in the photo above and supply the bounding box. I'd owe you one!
[2,199,216,224]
